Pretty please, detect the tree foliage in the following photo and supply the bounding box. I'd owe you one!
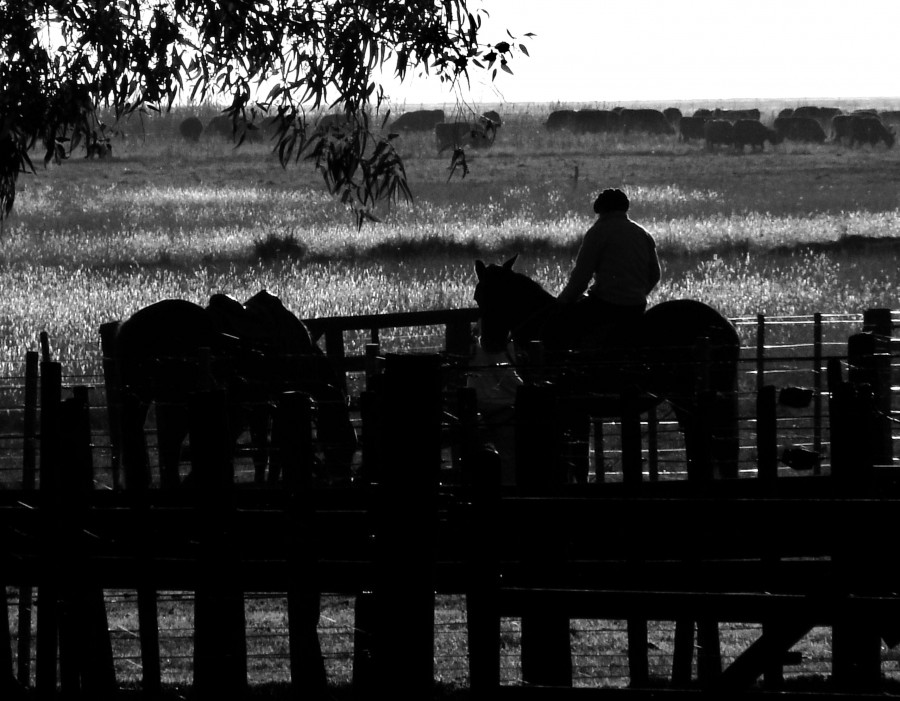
[0,0,530,227]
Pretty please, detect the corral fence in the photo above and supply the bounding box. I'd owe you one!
[2,306,899,700]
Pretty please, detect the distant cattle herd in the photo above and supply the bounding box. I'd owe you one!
[173,103,896,153]
[543,104,895,151]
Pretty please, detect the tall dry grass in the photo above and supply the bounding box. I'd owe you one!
[1,103,898,374]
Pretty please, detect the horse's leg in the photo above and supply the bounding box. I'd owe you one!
[558,381,591,485]
[709,389,740,480]
[315,385,358,486]
[562,412,591,484]
[246,408,271,484]
[155,404,188,489]
[120,395,152,491]
[675,400,716,482]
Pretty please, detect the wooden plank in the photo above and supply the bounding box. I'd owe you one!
[494,588,900,623]
[303,307,480,339]
[716,616,816,688]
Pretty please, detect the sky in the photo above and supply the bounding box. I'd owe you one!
[382,0,900,107]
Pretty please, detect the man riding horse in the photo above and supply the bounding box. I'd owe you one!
[550,187,662,348]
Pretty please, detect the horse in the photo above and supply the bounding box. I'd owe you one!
[110,290,358,490]
[473,255,741,482]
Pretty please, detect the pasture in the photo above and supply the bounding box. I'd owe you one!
[1,98,899,378]
[2,98,900,697]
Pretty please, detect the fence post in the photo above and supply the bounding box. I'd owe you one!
[272,391,328,697]
[2,593,24,700]
[862,307,893,337]
[57,387,117,698]
[99,321,123,491]
[364,342,381,390]
[445,317,474,358]
[514,383,572,687]
[829,381,881,689]
[371,353,442,700]
[647,405,658,481]
[466,447,502,695]
[455,387,480,486]
[848,321,893,466]
[353,382,380,693]
[324,327,348,396]
[15,351,38,687]
[592,419,605,482]
[674,373,721,685]
[35,357,61,699]
[757,385,778,481]
[190,389,247,700]
[813,313,823,475]
[756,313,766,394]
[358,388,380,487]
[828,354,882,689]
[620,388,643,485]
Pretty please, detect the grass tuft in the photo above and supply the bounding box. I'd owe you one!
[253,232,309,261]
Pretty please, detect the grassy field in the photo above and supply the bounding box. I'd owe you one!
[3,98,900,695]
[1,98,898,378]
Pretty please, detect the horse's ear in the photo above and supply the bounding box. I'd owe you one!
[503,254,518,270]
[475,260,486,279]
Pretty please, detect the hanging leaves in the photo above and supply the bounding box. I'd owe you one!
[0,0,531,226]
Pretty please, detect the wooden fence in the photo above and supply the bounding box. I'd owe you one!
[1,306,899,699]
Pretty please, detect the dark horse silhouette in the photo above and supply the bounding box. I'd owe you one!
[473,255,741,481]
[111,290,357,490]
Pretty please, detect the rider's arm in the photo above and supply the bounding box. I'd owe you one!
[646,238,661,293]
[558,224,602,303]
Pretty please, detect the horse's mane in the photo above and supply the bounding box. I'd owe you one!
[509,268,556,305]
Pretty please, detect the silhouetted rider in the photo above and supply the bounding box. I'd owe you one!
[555,187,661,344]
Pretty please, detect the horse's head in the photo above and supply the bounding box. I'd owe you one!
[474,254,555,353]
[474,255,520,352]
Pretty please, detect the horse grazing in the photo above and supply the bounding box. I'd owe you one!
[473,256,740,481]
[109,290,357,490]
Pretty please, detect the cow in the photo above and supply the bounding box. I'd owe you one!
[663,107,683,127]
[848,115,895,148]
[774,116,826,143]
[714,108,761,122]
[85,138,112,159]
[205,114,261,142]
[831,114,855,144]
[179,117,204,142]
[260,115,283,139]
[482,110,502,129]
[620,108,674,135]
[777,108,795,120]
[704,119,734,150]
[434,121,493,152]
[693,108,713,118]
[390,109,445,132]
[545,109,577,131]
[879,110,900,129]
[571,109,621,134]
[732,119,781,152]
[678,116,708,143]
[792,106,841,130]
[317,113,352,131]
[206,114,234,139]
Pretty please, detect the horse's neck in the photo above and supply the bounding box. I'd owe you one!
[511,282,555,344]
